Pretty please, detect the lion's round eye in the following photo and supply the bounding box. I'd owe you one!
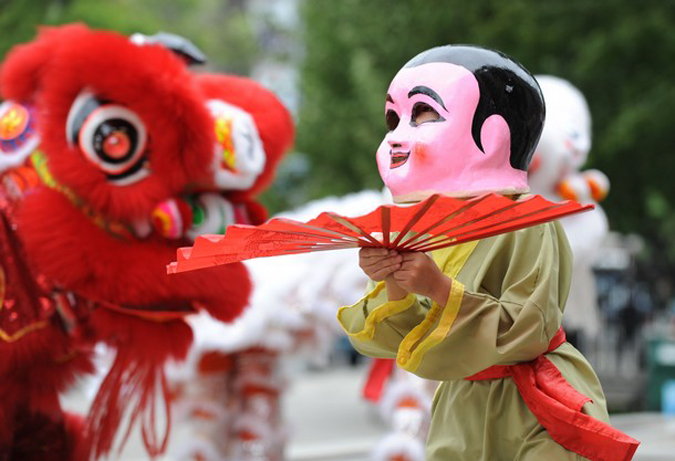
[66,91,149,184]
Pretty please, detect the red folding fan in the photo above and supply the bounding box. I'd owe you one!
[168,193,593,274]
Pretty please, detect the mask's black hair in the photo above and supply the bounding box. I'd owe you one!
[404,45,544,171]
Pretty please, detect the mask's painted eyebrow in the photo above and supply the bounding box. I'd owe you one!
[408,86,447,111]
[386,94,394,104]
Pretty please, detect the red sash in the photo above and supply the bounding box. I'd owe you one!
[363,358,395,402]
[465,328,639,461]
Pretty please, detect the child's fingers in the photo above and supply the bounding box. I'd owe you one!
[392,269,412,282]
[365,256,402,274]
[361,253,402,267]
[369,261,403,281]
[401,251,426,261]
[360,248,391,259]
[371,268,394,280]
[359,249,403,281]
[401,252,436,271]
[360,252,388,269]
[400,259,426,272]
[391,273,415,292]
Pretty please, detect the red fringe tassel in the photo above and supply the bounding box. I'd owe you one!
[84,308,193,460]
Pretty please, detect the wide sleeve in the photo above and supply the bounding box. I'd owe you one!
[396,222,571,381]
[337,280,433,359]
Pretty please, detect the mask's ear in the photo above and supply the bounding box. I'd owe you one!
[0,23,90,102]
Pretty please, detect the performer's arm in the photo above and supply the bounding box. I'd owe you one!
[337,248,431,359]
[393,223,569,381]
[339,223,570,381]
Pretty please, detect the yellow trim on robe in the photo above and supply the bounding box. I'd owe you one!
[337,283,416,341]
[397,280,465,371]
[395,241,478,370]
[430,240,480,278]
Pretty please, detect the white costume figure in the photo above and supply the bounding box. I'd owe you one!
[528,75,610,345]
[369,367,435,461]
[169,190,386,461]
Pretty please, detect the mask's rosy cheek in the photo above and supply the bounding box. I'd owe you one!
[413,142,425,160]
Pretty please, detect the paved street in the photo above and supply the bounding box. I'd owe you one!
[283,365,675,461]
[283,363,386,461]
[62,363,674,461]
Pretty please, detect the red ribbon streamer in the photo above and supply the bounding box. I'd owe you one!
[465,328,639,461]
[363,358,396,402]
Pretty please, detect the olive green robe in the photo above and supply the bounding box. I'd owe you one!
[338,222,609,461]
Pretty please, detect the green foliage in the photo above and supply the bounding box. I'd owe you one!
[0,0,259,73]
[0,0,69,59]
[297,0,675,269]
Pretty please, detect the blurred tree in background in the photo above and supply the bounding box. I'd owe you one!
[0,0,259,74]
[296,0,675,293]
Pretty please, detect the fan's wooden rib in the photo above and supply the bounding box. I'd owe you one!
[410,196,562,251]
[403,195,528,251]
[381,206,390,247]
[306,212,383,238]
[396,194,492,249]
[186,232,321,260]
[187,223,365,260]
[450,203,565,240]
[390,194,440,247]
[457,202,591,240]
[282,242,362,252]
[177,243,357,271]
[413,202,590,253]
[325,213,382,245]
[170,240,361,273]
[237,234,359,254]
[200,215,366,251]
[267,217,366,242]
[409,201,562,252]
[238,220,361,244]
[444,199,566,239]
[229,228,345,246]
[232,226,362,246]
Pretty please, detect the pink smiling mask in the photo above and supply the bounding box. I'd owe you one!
[377,62,530,203]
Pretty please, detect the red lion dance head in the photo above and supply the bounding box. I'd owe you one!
[0,23,293,460]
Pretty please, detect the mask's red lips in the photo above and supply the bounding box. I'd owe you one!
[390,150,410,169]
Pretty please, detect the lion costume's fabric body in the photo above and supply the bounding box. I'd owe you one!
[0,24,293,461]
